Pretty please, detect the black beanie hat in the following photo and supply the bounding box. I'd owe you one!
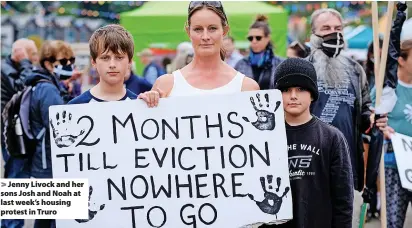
[274,58,319,101]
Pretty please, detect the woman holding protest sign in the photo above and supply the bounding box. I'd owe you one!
[138,1,259,106]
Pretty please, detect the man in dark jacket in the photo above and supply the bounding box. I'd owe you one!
[1,39,38,114]
[1,39,38,159]
[305,8,388,191]
[1,38,38,228]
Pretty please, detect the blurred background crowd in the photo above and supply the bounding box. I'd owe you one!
[2,1,411,95]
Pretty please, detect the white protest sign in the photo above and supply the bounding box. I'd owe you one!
[391,132,412,191]
[50,90,292,228]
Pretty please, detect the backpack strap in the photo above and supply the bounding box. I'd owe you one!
[33,79,53,88]
[31,79,57,169]
[36,127,47,169]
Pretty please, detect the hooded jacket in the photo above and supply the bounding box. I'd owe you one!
[25,68,65,178]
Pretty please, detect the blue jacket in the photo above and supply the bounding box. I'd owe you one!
[125,72,152,95]
[142,61,166,85]
[25,68,65,178]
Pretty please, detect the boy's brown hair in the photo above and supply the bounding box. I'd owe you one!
[89,24,134,61]
[40,40,74,69]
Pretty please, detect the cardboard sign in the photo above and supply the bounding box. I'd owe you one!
[50,90,292,228]
[392,132,412,191]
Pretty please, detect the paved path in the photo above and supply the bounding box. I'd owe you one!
[352,190,412,228]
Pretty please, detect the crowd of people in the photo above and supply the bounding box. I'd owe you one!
[1,1,411,228]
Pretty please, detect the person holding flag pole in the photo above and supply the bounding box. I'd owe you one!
[361,2,409,228]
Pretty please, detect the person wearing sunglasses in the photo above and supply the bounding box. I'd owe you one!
[138,1,259,107]
[234,15,284,90]
[21,40,76,228]
[287,41,310,58]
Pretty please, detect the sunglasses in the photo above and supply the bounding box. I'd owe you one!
[247,36,263,42]
[47,57,76,66]
[188,1,227,20]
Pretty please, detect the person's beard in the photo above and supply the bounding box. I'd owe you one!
[310,34,350,87]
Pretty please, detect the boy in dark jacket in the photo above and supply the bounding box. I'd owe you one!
[260,58,354,228]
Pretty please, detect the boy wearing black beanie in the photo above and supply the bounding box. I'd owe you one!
[260,58,353,228]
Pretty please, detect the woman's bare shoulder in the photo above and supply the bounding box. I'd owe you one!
[152,74,175,96]
[241,76,260,91]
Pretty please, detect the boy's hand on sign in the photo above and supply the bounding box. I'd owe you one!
[138,88,164,108]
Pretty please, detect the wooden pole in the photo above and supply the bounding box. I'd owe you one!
[374,2,395,228]
[376,2,394,104]
[372,2,380,83]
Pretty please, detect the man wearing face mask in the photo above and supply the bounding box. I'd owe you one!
[305,9,388,193]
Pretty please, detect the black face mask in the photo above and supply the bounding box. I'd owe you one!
[317,32,344,58]
[53,64,73,80]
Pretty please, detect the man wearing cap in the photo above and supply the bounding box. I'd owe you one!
[261,58,353,228]
[305,8,388,192]
[138,48,166,85]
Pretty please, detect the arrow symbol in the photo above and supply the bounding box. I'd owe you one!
[1,182,6,187]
